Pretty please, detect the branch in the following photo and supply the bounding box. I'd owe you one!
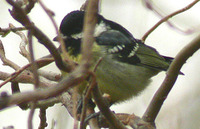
[80,0,99,68]
[0,40,20,70]
[80,0,90,11]
[142,0,200,42]
[28,103,36,129]
[143,0,196,35]
[24,0,36,14]
[0,26,26,37]
[80,0,127,128]
[29,55,54,69]
[37,70,61,82]
[8,23,31,62]
[0,57,55,88]
[6,0,71,72]
[0,66,86,110]
[38,108,48,129]
[80,72,98,129]
[142,35,200,123]
[86,107,99,129]
[11,82,29,110]
[58,90,74,117]
[0,63,32,88]
[92,85,127,129]
[38,0,76,70]
[28,30,40,88]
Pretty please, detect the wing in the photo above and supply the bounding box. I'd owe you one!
[96,30,141,64]
[96,30,172,71]
[136,42,172,71]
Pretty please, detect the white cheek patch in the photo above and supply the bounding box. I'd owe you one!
[71,21,108,39]
[94,21,109,37]
[71,32,83,39]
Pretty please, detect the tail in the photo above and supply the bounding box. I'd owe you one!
[135,43,172,71]
[136,44,184,75]
[162,56,184,75]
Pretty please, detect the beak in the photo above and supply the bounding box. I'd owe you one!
[53,35,68,42]
[53,36,58,41]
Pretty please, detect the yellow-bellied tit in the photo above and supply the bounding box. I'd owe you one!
[55,10,173,104]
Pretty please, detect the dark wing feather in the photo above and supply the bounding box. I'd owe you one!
[96,30,173,71]
[135,42,172,71]
[96,30,141,64]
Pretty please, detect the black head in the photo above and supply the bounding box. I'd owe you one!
[60,10,105,37]
[59,10,134,38]
[58,11,98,56]
[60,11,85,37]
[58,11,105,56]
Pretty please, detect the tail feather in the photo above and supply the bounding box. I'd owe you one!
[136,44,172,71]
[162,56,184,75]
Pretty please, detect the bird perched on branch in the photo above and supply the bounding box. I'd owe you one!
[55,10,174,104]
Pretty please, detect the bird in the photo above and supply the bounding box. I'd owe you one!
[55,10,174,104]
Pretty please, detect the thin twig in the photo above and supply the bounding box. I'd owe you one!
[80,0,99,69]
[25,0,36,14]
[38,0,75,71]
[93,57,103,72]
[11,82,29,110]
[26,54,54,69]
[2,125,14,129]
[28,30,39,88]
[80,87,89,129]
[9,23,31,62]
[71,87,79,129]
[142,35,200,123]
[86,107,99,129]
[79,57,103,128]
[80,0,90,11]
[35,98,60,109]
[6,0,70,72]
[142,0,200,42]
[80,72,97,129]
[0,40,20,70]
[28,103,36,129]
[0,26,26,37]
[143,0,196,35]
[58,90,74,117]
[0,63,31,88]
[38,108,48,129]
[37,70,61,82]
[78,0,101,128]
[92,85,126,129]
[0,66,86,110]
[0,58,54,88]
[0,71,49,88]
